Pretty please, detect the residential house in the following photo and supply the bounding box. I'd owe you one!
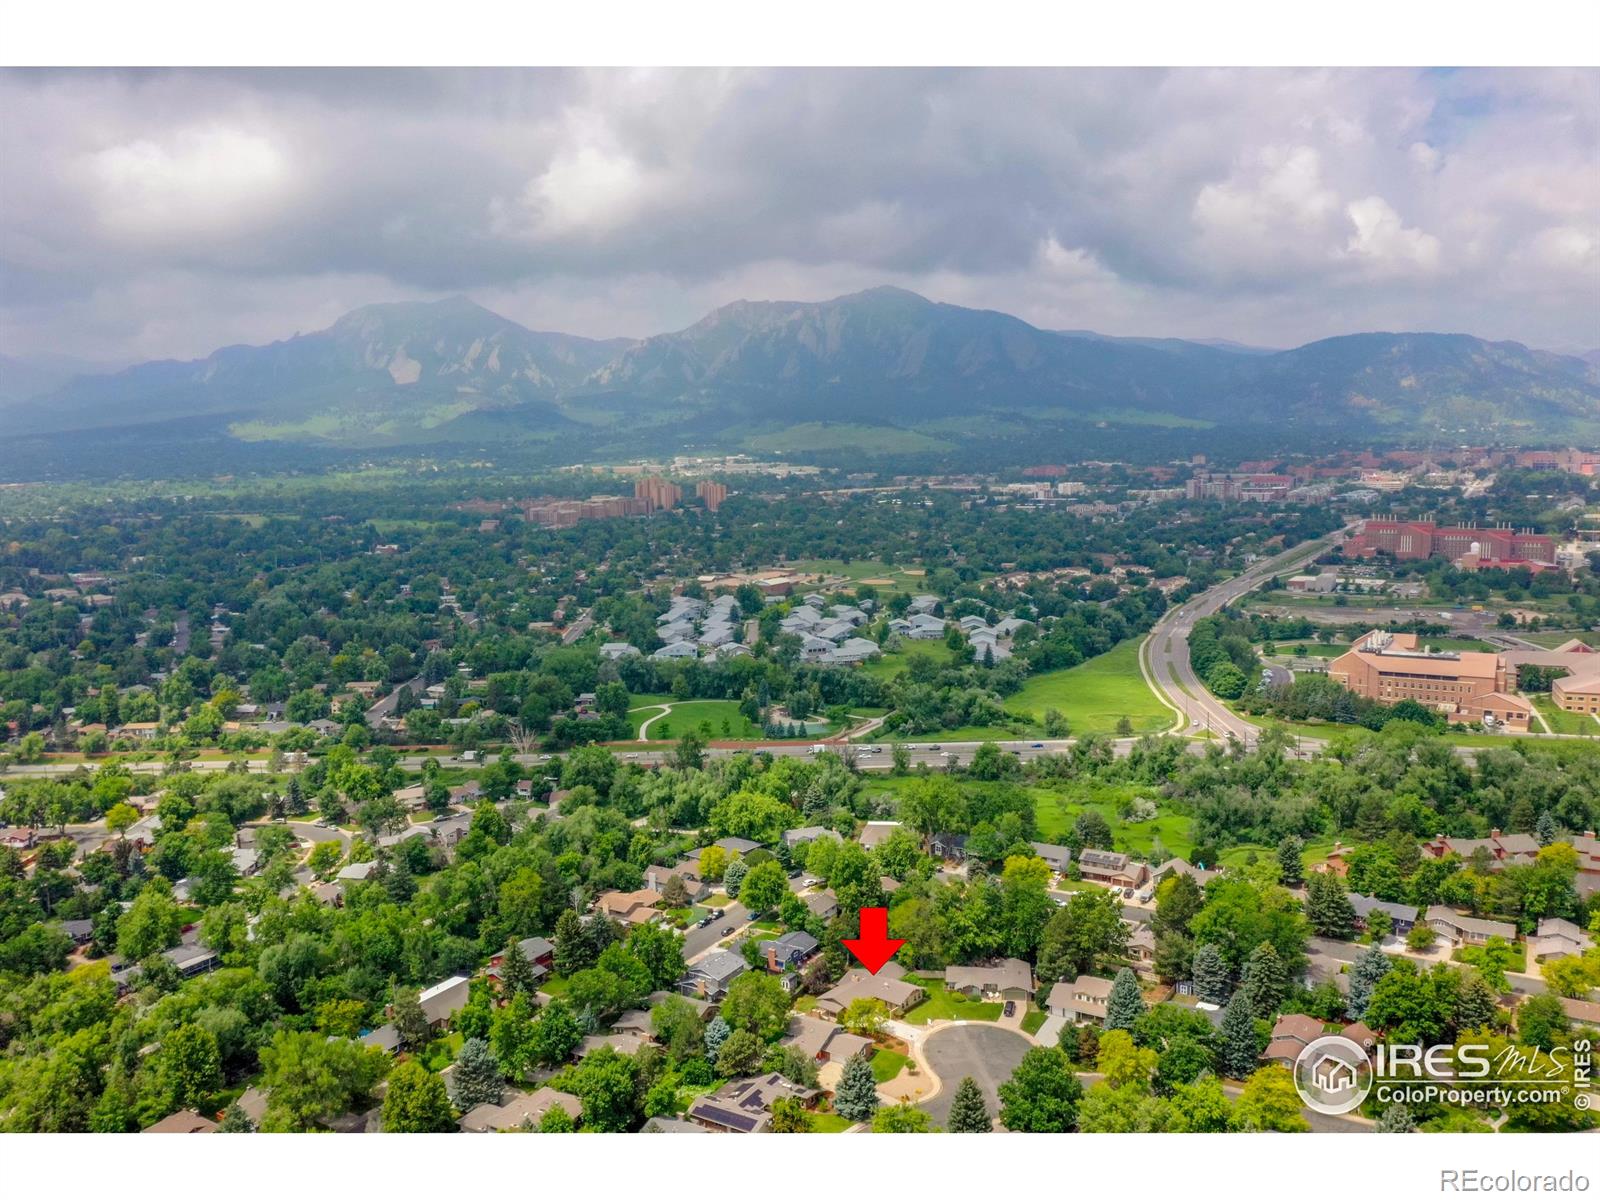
[686,1073,820,1133]
[1559,997,1600,1028]
[142,1109,218,1134]
[577,1032,651,1059]
[599,642,642,660]
[713,837,762,856]
[783,826,841,851]
[486,936,555,985]
[1262,1013,1327,1068]
[802,889,840,921]
[947,958,1034,1002]
[611,1010,655,1039]
[1125,925,1157,973]
[679,949,749,1001]
[857,821,901,850]
[594,888,661,926]
[645,863,711,904]
[361,1024,401,1054]
[781,1015,873,1064]
[1047,975,1113,1024]
[1349,893,1419,935]
[337,860,378,887]
[1152,857,1222,886]
[1030,842,1073,874]
[394,783,428,811]
[814,969,926,1020]
[1529,917,1593,962]
[417,975,471,1028]
[1077,849,1149,890]
[458,1087,582,1133]
[1425,905,1517,948]
[652,640,699,661]
[758,930,820,979]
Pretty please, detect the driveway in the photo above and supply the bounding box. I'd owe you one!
[916,1023,1032,1129]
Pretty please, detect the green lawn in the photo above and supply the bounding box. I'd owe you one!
[870,1048,911,1083]
[859,642,959,681]
[902,976,1003,1024]
[876,724,1025,744]
[1022,1008,1048,1036]
[811,1109,855,1132]
[626,699,764,740]
[1005,638,1171,736]
[1520,630,1600,649]
[1530,693,1597,736]
[1031,781,1194,860]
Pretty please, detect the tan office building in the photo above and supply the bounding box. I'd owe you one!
[1328,630,1532,730]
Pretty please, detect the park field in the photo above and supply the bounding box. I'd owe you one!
[1030,781,1194,861]
[857,641,960,680]
[1005,638,1170,736]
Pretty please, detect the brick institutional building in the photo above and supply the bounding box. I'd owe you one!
[1327,629,1532,730]
[1344,518,1555,568]
[633,476,682,512]
[696,480,729,512]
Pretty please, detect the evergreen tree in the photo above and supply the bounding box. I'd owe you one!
[1346,945,1393,1022]
[1192,943,1231,1005]
[1104,967,1146,1031]
[1219,1000,1260,1078]
[553,909,589,976]
[1306,873,1357,940]
[1456,971,1500,1032]
[452,1037,503,1109]
[1276,835,1304,887]
[947,1075,992,1132]
[499,937,538,1002]
[703,1015,731,1060]
[724,858,748,898]
[1239,942,1287,1019]
[1535,810,1558,847]
[1375,1103,1417,1132]
[833,1052,880,1123]
[216,1101,254,1133]
[392,987,431,1051]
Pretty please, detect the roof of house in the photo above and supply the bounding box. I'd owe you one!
[1268,1013,1326,1046]
[1425,905,1517,940]
[714,836,762,855]
[803,889,839,916]
[1559,997,1600,1026]
[817,970,924,1012]
[783,825,841,847]
[759,930,820,961]
[688,948,749,985]
[782,1014,873,1061]
[946,957,1034,995]
[1048,975,1113,1009]
[458,1087,582,1132]
[1349,893,1419,923]
[857,821,902,849]
[687,1072,821,1134]
[1030,841,1072,867]
[418,975,471,1024]
[142,1109,218,1134]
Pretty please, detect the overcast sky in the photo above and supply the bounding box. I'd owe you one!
[2,66,1596,364]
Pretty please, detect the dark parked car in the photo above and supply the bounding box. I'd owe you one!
[721,926,735,936]
[1003,1001,1016,1017]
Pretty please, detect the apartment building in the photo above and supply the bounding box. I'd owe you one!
[634,476,683,512]
[1327,630,1532,730]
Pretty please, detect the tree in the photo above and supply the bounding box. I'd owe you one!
[1456,971,1500,1032]
[452,1037,503,1109]
[1375,1103,1417,1132]
[529,999,583,1067]
[105,802,139,837]
[491,993,541,1079]
[703,1015,732,1060]
[1238,941,1287,1020]
[839,997,891,1037]
[1232,1066,1310,1131]
[1346,945,1393,1022]
[1516,994,1571,1052]
[739,860,788,915]
[117,886,183,959]
[1104,968,1146,1032]
[769,1096,816,1132]
[997,1046,1082,1132]
[1276,836,1305,887]
[1037,889,1128,982]
[1218,1000,1261,1078]
[715,1028,764,1077]
[498,937,539,1002]
[626,922,686,992]
[258,1032,388,1132]
[556,1046,640,1132]
[833,1053,880,1123]
[393,987,431,1052]
[538,1104,576,1132]
[381,1061,456,1132]
[723,858,749,899]
[720,972,791,1040]
[1096,1029,1158,1091]
[216,1101,255,1133]
[158,1023,223,1112]
[872,1103,933,1132]
[947,1075,992,1132]
[306,840,343,878]
[553,909,591,976]
[1166,1076,1233,1132]
[1305,873,1357,940]
[1192,943,1231,1005]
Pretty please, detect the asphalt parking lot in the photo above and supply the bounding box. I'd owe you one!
[917,1023,1032,1128]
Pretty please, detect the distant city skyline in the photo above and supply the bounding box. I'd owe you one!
[2,66,1596,367]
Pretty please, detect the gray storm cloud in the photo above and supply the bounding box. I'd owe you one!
[1,66,1595,363]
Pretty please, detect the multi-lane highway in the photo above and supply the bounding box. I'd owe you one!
[1143,523,1357,747]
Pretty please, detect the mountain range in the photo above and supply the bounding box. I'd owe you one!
[4,287,1598,453]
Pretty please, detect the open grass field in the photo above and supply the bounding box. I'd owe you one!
[858,642,959,680]
[1521,630,1600,649]
[784,559,935,591]
[627,696,836,740]
[902,976,1003,1025]
[1005,638,1170,736]
[1244,714,1539,750]
[1530,693,1598,736]
[1030,782,1194,860]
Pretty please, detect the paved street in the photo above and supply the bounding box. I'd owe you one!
[681,900,751,961]
[915,1023,1032,1127]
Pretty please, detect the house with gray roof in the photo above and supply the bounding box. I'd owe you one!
[679,949,749,1001]
[947,957,1034,1002]
[687,1073,820,1134]
[1349,893,1419,934]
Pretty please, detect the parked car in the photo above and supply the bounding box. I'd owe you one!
[1003,1001,1016,1017]
[721,926,735,936]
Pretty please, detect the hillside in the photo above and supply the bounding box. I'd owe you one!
[11,288,1599,449]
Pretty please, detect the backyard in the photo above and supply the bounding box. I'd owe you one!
[902,976,1004,1024]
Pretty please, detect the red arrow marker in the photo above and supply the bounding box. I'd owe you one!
[842,906,905,975]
